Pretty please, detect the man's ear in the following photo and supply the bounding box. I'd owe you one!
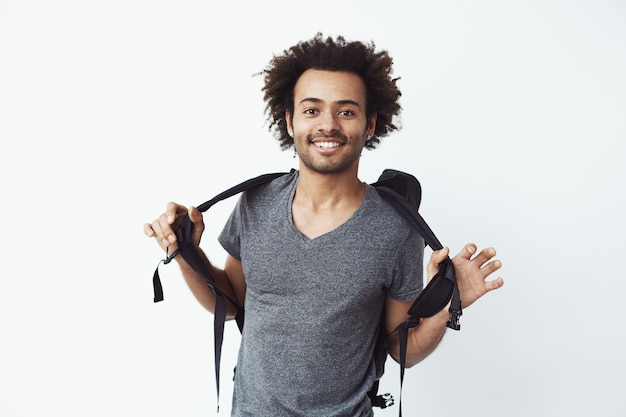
[285,110,293,137]
[367,113,377,137]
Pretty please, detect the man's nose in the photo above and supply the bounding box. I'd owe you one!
[317,111,341,134]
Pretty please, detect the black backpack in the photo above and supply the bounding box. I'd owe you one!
[151,169,462,414]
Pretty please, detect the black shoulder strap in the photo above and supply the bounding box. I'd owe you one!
[371,169,461,417]
[151,170,290,412]
[372,169,461,325]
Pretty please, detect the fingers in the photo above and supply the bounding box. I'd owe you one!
[166,202,187,225]
[468,245,504,291]
[426,247,449,281]
[453,242,504,279]
[156,207,179,246]
[431,247,449,262]
[472,245,497,267]
[188,206,205,246]
[486,277,505,292]
[144,202,190,250]
[188,206,203,224]
[452,243,504,308]
[455,243,477,261]
[143,222,156,238]
[456,243,498,267]
[480,258,502,277]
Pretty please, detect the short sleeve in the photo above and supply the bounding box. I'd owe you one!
[217,195,244,260]
[388,231,424,302]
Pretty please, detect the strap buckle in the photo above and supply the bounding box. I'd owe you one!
[371,393,395,409]
[447,308,462,331]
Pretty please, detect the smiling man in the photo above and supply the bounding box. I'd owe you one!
[287,69,374,175]
[145,34,504,417]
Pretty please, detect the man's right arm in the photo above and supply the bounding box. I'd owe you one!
[144,203,246,319]
[175,252,245,319]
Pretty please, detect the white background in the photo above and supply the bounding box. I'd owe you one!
[1,1,625,416]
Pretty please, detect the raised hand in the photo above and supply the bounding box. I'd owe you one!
[450,243,504,309]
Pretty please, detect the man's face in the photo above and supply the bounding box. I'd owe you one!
[286,69,376,175]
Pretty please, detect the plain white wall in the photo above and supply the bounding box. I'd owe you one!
[1,1,625,416]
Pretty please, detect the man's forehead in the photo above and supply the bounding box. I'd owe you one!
[293,69,367,105]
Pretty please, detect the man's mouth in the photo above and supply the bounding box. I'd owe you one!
[314,141,342,149]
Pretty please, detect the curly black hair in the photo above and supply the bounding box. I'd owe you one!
[261,33,402,150]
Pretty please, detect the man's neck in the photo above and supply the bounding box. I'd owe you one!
[291,165,366,239]
[294,165,364,210]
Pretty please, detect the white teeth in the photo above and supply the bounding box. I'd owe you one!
[316,141,340,149]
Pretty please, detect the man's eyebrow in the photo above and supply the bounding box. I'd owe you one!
[337,99,362,108]
[298,97,322,106]
[298,97,362,108]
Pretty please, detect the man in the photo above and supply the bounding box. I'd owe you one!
[144,34,504,416]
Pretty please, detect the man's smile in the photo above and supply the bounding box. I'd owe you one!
[314,141,343,149]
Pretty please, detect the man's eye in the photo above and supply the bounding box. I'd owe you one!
[339,110,355,116]
[304,109,318,115]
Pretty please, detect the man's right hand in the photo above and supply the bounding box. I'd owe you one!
[143,203,205,253]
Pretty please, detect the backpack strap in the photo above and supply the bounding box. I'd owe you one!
[152,171,290,412]
[372,169,461,325]
[372,169,461,417]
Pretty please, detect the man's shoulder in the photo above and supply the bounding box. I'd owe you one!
[364,184,411,223]
[360,184,421,242]
[240,170,297,206]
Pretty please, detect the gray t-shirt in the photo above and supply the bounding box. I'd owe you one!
[218,170,423,417]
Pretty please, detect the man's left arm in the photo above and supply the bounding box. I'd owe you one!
[386,244,504,368]
[385,296,449,368]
